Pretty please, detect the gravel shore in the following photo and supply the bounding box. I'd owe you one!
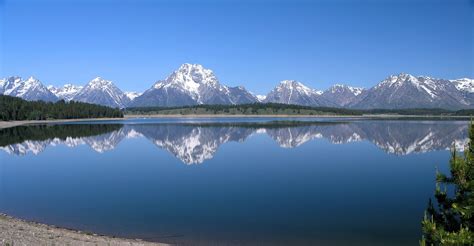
[0,214,168,246]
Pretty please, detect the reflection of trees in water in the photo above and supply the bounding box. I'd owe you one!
[421,124,474,245]
[0,124,122,147]
[0,124,125,155]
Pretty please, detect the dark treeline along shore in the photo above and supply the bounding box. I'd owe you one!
[126,103,474,116]
[0,95,123,121]
[2,94,474,122]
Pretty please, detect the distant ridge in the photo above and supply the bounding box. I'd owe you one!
[1,64,473,109]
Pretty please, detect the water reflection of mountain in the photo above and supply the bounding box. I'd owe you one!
[0,121,468,164]
[0,124,123,155]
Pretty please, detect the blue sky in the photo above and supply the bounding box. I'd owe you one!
[0,0,472,94]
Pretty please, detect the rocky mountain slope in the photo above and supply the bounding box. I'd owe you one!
[129,63,258,107]
[0,76,58,102]
[320,84,366,107]
[263,80,334,107]
[48,84,83,101]
[2,67,473,109]
[353,73,468,109]
[72,77,130,108]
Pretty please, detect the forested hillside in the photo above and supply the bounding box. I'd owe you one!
[126,103,362,115]
[0,95,123,121]
[126,103,474,116]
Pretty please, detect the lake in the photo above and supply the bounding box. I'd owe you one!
[0,118,468,245]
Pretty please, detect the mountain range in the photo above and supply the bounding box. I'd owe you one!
[1,63,473,109]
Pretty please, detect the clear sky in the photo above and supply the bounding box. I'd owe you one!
[0,0,472,94]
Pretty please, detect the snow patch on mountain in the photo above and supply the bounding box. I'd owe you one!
[264,80,333,106]
[451,78,474,93]
[130,64,257,107]
[48,84,83,101]
[0,76,58,102]
[72,77,130,108]
[124,91,142,100]
[256,95,266,101]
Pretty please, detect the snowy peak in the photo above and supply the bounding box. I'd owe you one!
[451,78,474,93]
[264,80,332,106]
[375,73,444,99]
[1,76,22,94]
[48,84,83,101]
[88,77,115,90]
[157,63,219,89]
[150,63,222,102]
[0,76,57,102]
[320,84,366,107]
[377,73,418,88]
[256,95,267,102]
[72,77,129,108]
[354,73,468,109]
[131,63,257,107]
[124,91,142,100]
[276,80,322,96]
[328,84,364,96]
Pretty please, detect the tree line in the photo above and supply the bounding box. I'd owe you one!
[126,103,474,116]
[0,95,123,121]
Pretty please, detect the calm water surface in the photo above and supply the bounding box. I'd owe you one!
[0,118,468,245]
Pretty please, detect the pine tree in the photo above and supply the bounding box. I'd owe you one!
[420,123,474,245]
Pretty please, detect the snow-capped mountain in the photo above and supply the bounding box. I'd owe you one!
[0,76,58,102]
[129,64,257,107]
[72,77,130,108]
[124,91,142,101]
[451,78,474,93]
[450,78,474,105]
[353,73,468,109]
[320,84,366,107]
[256,95,267,102]
[227,86,258,104]
[263,80,334,107]
[2,69,473,110]
[48,84,83,101]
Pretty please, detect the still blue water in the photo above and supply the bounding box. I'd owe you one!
[0,118,468,245]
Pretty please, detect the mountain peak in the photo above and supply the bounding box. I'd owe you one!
[179,63,204,70]
[87,77,114,89]
[173,63,216,84]
[73,77,129,108]
[49,84,84,101]
[264,80,330,106]
[451,78,474,93]
[276,80,321,95]
[25,76,40,84]
[124,91,142,100]
[0,76,57,101]
[279,80,302,86]
[327,84,364,96]
[91,76,108,83]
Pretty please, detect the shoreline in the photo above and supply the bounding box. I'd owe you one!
[0,213,167,245]
[0,114,469,130]
[125,114,471,119]
[0,117,126,129]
